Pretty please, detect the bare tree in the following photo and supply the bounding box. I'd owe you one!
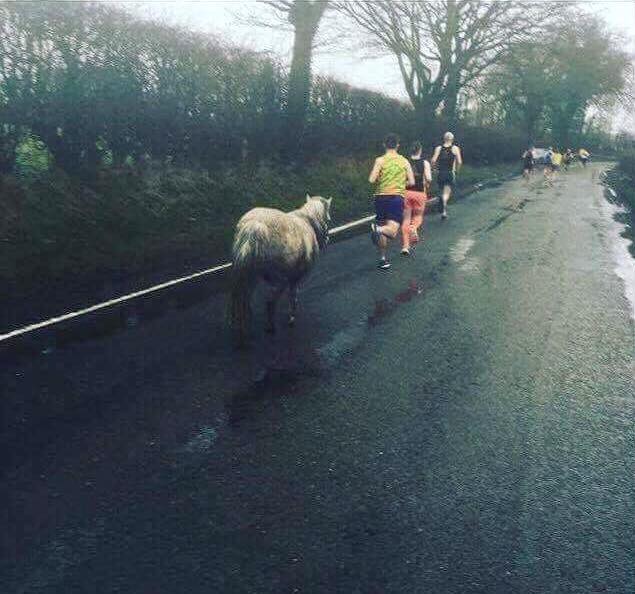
[258,1,330,152]
[337,0,551,127]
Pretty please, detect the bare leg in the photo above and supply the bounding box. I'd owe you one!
[376,220,399,260]
[288,284,298,326]
[378,234,388,260]
[442,185,452,217]
[401,206,413,250]
[410,206,424,240]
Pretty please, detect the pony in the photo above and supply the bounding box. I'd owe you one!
[230,194,332,345]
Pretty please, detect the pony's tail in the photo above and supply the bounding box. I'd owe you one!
[229,224,263,346]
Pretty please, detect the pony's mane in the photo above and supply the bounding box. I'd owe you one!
[294,197,330,249]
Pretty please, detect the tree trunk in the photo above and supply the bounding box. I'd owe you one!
[284,0,327,158]
[443,86,459,130]
[525,104,542,144]
[0,128,19,174]
[286,22,317,152]
[414,102,438,137]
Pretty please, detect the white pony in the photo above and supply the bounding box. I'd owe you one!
[230,195,332,344]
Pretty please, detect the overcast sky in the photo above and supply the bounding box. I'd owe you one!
[124,0,635,132]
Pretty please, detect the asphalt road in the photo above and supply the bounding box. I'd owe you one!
[2,163,634,593]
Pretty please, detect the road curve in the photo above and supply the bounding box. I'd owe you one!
[2,163,634,593]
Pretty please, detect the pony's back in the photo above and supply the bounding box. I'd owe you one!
[235,207,319,278]
[230,199,330,345]
[233,210,275,272]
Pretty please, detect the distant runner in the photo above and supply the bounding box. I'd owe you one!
[543,147,554,180]
[402,141,432,255]
[551,148,563,172]
[369,133,415,270]
[578,148,590,167]
[522,145,535,179]
[563,148,574,171]
[431,132,463,220]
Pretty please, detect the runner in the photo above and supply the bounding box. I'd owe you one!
[401,141,432,256]
[431,132,462,220]
[369,133,415,270]
[578,147,590,167]
[522,145,535,179]
[551,148,563,173]
[543,147,554,181]
[563,148,574,171]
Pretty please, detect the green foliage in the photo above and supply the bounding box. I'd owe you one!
[618,152,635,180]
[0,158,516,292]
[14,135,51,177]
[0,1,534,180]
[480,13,631,148]
[546,16,630,147]
[0,159,370,289]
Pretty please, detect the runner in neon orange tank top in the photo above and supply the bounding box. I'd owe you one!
[402,141,432,255]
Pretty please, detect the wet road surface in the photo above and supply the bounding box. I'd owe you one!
[2,164,634,593]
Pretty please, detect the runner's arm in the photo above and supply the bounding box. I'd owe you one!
[368,157,382,184]
[431,146,440,168]
[454,146,463,172]
[406,161,415,188]
[423,160,432,184]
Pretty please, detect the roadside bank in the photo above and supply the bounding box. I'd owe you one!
[1,160,517,332]
[603,154,635,257]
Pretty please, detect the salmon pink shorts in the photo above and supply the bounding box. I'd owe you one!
[404,190,427,210]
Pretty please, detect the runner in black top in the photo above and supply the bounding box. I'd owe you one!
[410,155,426,191]
[431,132,463,219]
[522,146,535,179]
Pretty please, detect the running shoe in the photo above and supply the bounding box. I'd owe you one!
[378,259,391,270]
[441,211,448,220]
[401,248,410,256]
[370,222,381,245]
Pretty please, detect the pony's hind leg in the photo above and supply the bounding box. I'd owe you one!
[265,285,284,334]
[288,284,298,326]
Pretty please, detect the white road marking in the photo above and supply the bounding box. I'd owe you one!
[1,213,377,343]
[0,262,232,343]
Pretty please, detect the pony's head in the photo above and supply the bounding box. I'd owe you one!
[304,194,333,249]
[306,194,332,222]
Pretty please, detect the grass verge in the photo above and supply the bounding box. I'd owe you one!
[1,158,518,327]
